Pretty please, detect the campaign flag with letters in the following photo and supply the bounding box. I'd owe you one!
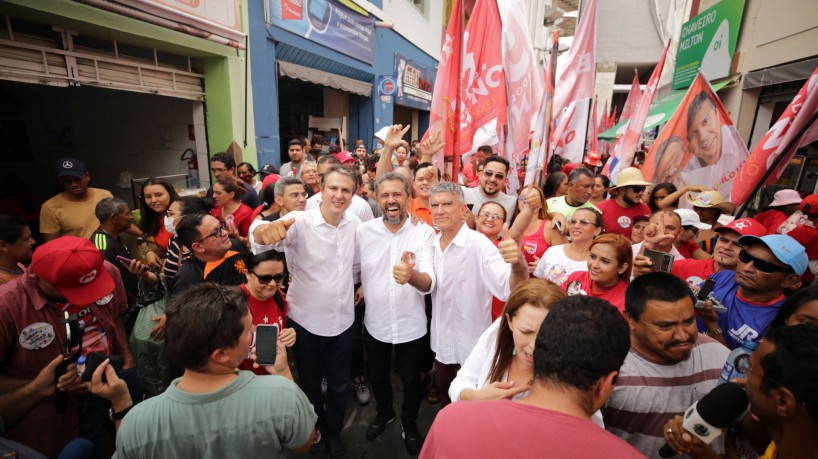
[732,67,818,204]
[640,71,748,200]
[604,39,670,183]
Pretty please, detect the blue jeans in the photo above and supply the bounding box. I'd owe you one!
[289,319,353,440]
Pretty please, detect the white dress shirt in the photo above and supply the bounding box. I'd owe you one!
[431,223,512,365]
[357,218,436,344]
[249,208,361,337]
[307,192,374,222]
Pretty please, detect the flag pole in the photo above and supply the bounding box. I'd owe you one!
[734,109,818,218]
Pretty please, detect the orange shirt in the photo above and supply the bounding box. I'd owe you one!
[409,198,434,229]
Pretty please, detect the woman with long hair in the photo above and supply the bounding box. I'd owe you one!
[514,186,567,275]
[254,183,280,222]
[542,172,568,200]
[562,233,632,314]
[139,178,179,267]
[533,207,602,286]
[210,176,252,241]
[590,175,610,206]
[648,183,678,213]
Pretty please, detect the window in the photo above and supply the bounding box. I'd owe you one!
[410,0,427,16]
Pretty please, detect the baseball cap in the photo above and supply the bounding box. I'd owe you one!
[737,234,808,276]
[675,208,712,230]
[768,189,802,207]
[30,237,114,305]
[56,157,87,178]
[633,214,650,224]
[258,164,279,178]
[713,218,766,237]
[800,194,818,216]
[335,151,355,164]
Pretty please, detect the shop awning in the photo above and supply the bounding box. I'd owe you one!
[598,81,729,140]
[277,60,372,97]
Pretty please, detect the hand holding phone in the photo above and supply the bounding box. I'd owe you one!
[115,255,133,266]
[254,324,279,366]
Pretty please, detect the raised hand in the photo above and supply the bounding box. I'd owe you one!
[498,223,523,265]
[384,124,411,151]
[392,251,416,285]
[521,184,541,212]
[253,218,295,246]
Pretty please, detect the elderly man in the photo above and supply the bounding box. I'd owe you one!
[632,209,685,262]
[250,166,361,458]
[428,182,528,406]
[40,157,114,241]
[267,176,308,221]
[698,234,807,350]
[546,167,600,217]
[356,172,436,454]
[0,237,136,457]
[604,272,729,458]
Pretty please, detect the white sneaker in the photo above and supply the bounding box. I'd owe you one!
[353,375,371,405]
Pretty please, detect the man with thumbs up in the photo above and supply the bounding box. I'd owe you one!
[428,182,529,407]
[249,166,361,458]
[355,172,436,454]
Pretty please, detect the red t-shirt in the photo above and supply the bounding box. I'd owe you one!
[239,284,287,375]
[211,203,253,237]
[562,271,628,314]
[676,239,701,259]
[671,257,718,290]
[787,225,817,284]
[754,209,787,235]
[521,220,550,272]
[421,400,644,459]
[596,199,651,240]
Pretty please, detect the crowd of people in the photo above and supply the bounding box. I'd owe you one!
[0,122,816,459]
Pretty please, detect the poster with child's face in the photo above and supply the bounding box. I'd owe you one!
[641,72,749,200]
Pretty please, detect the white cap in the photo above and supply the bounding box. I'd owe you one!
[674,208,712,230]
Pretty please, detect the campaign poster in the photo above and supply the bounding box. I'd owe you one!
[641,72,749,200]
[394,54,434,111]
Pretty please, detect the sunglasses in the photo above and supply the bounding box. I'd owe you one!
[478,212,504,221]
[252,271,285,285]
[483,170,505,180]
[738,249,792,274]
[629,186,646,193]
[567,218,597,227]
[683,225,699,234]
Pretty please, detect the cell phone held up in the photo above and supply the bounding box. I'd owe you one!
[694,278,727,314]
[643,248,674,273]
[254,324,279,366]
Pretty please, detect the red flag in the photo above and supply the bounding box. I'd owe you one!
[619,69,642,122]
[732,67,818,203]
[603,39,671,182]
[526,30,559,186]
[553,0,597,117]
[608,105,618,129]
[457,0,507,179]
[641,71,749,200]
[426,0,463,177]
[588,97,599,155]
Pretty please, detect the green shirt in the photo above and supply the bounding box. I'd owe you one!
[546,196,601,217]
[114,371,316,459]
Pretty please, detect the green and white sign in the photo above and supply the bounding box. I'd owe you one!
[672,0,745,90]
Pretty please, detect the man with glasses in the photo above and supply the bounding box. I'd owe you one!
[596,168,652,240]
[602,272,730,458]
[206,152,261,209]
[356,173,436,454]
[171,214,248,296]
[463,155,517,224]
[40,157,115,241]
[546,167,600,218]
[698,234,807,350]
[101,283,316,457]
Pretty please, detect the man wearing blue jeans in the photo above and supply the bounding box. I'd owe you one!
[251,166,361,458]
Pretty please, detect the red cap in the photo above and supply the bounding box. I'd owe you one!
[334,151,355,164]
[30,237,114,305]
[261,173,281,190]
[800,194,818,216]
[562,162,578,176]
[583,151,602,167]
[713,218,766,237]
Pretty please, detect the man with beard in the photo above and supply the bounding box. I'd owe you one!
[462,156,517,224]
[355,173,436,454]
[545,167,599,218]
[280,139,307,178]
[596,168,652,240]
[698,234,807,350]
[602,272,729,458]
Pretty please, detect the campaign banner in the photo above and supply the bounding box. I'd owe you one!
[641,71,749,200]
[394,54,434,111]
[551,98,591,164]
[672,0,745,89]
[269,0,375,65]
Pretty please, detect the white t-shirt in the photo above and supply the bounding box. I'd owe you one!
[533,244,588,286]
[462,187,518,224]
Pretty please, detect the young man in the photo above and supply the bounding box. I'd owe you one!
[596,167,652,240]
[96,283,316,457]
[280,139,307,178]
[306,155,374,222]
[421,296,643,459]
[206,152,261,208]
[40,157,114,241]
[462,155,518,224]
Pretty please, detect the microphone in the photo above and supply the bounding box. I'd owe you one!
[658,382,748,458]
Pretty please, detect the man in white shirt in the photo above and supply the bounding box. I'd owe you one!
[279,139,306,178]
[356,172,436,454]
[250,166,361,458]
[462,155,518,223]
[428,181,529,407]
[632,209,686,262]
[307,155,374,222]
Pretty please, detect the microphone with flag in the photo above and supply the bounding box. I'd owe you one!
[658,382,748,458]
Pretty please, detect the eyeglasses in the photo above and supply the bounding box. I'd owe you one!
[483,170,505,180]
[286,192,309,199]
[738,249,792,274]
[208,284,238,352]
[165,209,183,217]
[252,271,285,285]
[629,186,646,193]
[567,218,597,227]
[195,220,227,244]
[478,212,504,221]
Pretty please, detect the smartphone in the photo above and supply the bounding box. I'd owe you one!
[115,255,133,265]
[643,249,674,273]
[697,278,716,300]
[254,324,279,366]
[80,352,124,383]
[694,278,728,313]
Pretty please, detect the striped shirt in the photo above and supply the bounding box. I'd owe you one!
[602,335,730,459]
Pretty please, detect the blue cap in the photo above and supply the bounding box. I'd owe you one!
[738,234,808,276]
[56,157,87,178]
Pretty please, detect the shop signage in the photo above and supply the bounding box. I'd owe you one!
[394,53,434,111]
[118,0,244,44]
[269,0,376,65]
[672,0,745,89]
[378,76,396,96]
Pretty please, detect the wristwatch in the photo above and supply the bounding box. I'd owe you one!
[703,327,722,338]
[109,404,133,421]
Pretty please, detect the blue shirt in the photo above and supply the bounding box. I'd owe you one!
[698,270,785,350]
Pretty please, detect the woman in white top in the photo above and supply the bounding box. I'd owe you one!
[533,207,602,285]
